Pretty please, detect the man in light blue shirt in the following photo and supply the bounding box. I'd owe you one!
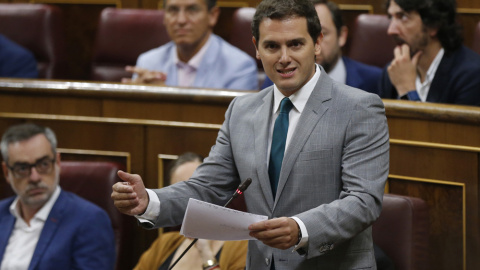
[122,0,258,91]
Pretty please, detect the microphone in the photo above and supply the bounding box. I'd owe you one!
[168,178,252,270]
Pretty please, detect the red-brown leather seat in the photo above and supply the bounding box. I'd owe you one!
[229,7,265,88]
[347,14,396,68]
[373,193,429,270]
[0,4,68,79]
[91,8,170,82]
[473,21,480,55]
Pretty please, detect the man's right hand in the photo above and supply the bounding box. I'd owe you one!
[121,66,167,85]
[111,170,149,216]
[387,44,422,96]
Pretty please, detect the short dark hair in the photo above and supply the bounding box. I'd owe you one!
[310,0,344,35]
[168,152,203,179]
[386,0,462,51]
[251,0,322,43]
[164,0,217,10]
[1,123,57,164]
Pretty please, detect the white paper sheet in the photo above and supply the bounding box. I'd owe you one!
[180,198,268,240]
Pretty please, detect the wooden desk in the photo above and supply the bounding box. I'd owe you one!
[0,79,479,270]
[0,78,252,124]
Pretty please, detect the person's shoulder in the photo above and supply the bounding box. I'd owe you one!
[344,56,382,75]
[0,34,36,62]
[0,196,15,213]
[212,34,256,63]
[226,87,269,112]
[137,42,175,63]
[331,79,383,106]
[0,35,28,54]
[59,190,109,218]
[449,45,480,69]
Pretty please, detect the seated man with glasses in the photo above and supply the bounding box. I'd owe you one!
[0,123,116,270]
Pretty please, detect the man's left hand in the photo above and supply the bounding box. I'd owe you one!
[248,217,299,250]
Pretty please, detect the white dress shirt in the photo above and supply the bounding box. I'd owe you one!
[415,48,444,102]
[0,187,61,270]
[174,35,212,87]
[267,65,321,251]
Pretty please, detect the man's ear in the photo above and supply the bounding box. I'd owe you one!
[338,26,348,48]
[56,152,61,166]
[252,37,261,60]
[427,27,438,39]
[208,6,220,28]
[314,32,323,55]
[2,162,10,184]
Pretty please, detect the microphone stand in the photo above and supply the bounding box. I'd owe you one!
[168,178,252,270]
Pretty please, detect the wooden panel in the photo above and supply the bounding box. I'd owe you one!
[0,92,102,116]
[102,99,228,124]
[157,154,177,188]
[144,124,220,189]
[388,176,464,270]
[389,140,480,270]
[457,11,480,49]
[0,79,246,124]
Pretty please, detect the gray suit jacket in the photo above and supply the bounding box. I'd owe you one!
[152,69,390,269]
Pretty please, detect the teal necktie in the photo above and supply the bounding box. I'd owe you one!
[269,97,293,198]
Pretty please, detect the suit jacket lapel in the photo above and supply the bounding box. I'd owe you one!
[29,191,66,270]
[254,87,275,210]
[274,70,332,207]
[193,35,219,87]
[165,42,179,86]
[427,51,454,103]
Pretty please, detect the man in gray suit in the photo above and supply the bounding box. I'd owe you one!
[111,0,389,269]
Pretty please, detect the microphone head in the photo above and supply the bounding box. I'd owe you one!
[238,178,252,193]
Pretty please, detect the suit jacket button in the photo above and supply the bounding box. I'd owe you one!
[265,258,270,265]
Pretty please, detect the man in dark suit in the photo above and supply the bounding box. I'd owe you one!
[262,0,382,93]
[0,123,115,270]
[0,34,38,79]
[379,0,480,105]
[112,0,389,269]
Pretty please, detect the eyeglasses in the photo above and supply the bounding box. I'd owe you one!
[7,157,56,179]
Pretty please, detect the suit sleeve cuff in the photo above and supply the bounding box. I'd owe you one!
[400,90,421,101]
[291,216,308,255]
[135,189,160,226]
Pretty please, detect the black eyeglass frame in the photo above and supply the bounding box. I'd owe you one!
[6,156,57,179]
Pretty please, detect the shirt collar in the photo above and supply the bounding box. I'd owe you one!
[424,48,444,84]
[272,64,321,114]
[173,34,212,70]
[415,48,444,101]
[9,186,61,223]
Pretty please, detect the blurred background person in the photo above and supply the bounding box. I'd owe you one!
[0,34,38,79]
[378,0,480,105]
[0,123,115,270]
[122,0,258,91]
[133,152,248,270]
[262,0,382,93]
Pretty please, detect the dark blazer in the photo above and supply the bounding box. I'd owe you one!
[378,45,480,106]
[0,190,116,270]
[343,56,382,94]
[262,56,381,93]
[150,66,390,269]
[0,34,38,78]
